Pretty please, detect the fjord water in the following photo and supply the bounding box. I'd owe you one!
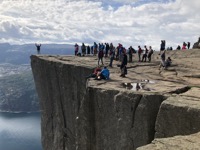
[0,112,42,150]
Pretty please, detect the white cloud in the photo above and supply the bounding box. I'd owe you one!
[0,0,199,50]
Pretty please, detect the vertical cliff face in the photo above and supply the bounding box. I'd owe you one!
[77,87,165,150]
[31,55,166,150]
[31,50,200,150]
[31,56,92,150]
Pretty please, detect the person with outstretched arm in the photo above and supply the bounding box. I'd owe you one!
[35,43,41,54]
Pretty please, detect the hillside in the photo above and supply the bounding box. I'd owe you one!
[0,71,39,112]
[0,43,74,112]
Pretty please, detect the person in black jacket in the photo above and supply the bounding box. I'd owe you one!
[35,43,41,54]
[120,49,127,77]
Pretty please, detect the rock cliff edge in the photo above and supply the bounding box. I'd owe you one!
[31,49,200,150]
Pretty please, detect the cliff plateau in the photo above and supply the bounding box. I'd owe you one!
[31,49,200,150]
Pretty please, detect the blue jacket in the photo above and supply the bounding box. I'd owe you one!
[101,68,110,79]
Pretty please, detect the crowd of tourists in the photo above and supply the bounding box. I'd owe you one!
[74,38,197,80]
[75,41,175,80]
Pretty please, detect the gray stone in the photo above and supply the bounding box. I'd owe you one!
[137,132,200,150]
[31,49,200,150]
[155,88,200,138]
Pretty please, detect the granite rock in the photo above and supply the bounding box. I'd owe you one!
[31,49,200,150]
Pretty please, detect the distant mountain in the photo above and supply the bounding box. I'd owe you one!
[0,43,74,65]
[0,43,74,112]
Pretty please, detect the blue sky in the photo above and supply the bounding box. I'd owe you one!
[0,0,199,50]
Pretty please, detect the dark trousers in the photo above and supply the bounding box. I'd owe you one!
[138,53,141,62]
[98,57,103,65]
[109,57,114,67]
[142,54,147,62]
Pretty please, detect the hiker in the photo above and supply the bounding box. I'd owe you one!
[91,46,94,54]
[159,50,166,69]
[165,57,172,69]
[182,42,187,50]
[160,40,166,51]
[120,50,128,77]
[128,46,134,62]
[115,47,119,60]
[118,43,123,61]
[87,45,90,55]
[147,46,153,62]
[138,46,142,62]
[187,42,190,49]
[35,43,41,54]
[109,43,114,56]
[96,66,110,80]
[105,43,109,57]
[98,46,104,66]
[81,43,86,56]
[74,43,79,55]
[86,67,102,79]
[93,42,98,56]
[109,46,115,67]
[141,45,148,62]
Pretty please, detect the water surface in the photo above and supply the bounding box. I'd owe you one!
[0,112,42,150]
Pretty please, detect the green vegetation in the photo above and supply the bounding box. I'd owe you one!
[0,71,39,112]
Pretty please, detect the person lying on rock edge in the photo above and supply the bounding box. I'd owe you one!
[85,67,102,79]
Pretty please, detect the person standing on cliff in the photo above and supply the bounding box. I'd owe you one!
[109,46,115,67]
[120,50,128,77]
[128,46,134,62]
[93,42,98,56]
[74,43,79,56]
[81,43,86,56]
[159,50,166,69]
[138,46,142,62]
[141,45,148,62]
[98,44,104,66]
[147,46,153,62]
[187,42,190,49]
[159,40,165,54]
[35,43,41,54]
[87,45,91,55]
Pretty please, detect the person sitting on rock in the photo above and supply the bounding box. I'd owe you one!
[96,66,110,80]
[86,67,102,79]
[164,57,172,69]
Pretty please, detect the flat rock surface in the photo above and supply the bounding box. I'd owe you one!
[137,132,200,150]
[36,49,200,94]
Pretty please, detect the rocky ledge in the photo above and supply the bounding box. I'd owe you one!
[31,49,200,150]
